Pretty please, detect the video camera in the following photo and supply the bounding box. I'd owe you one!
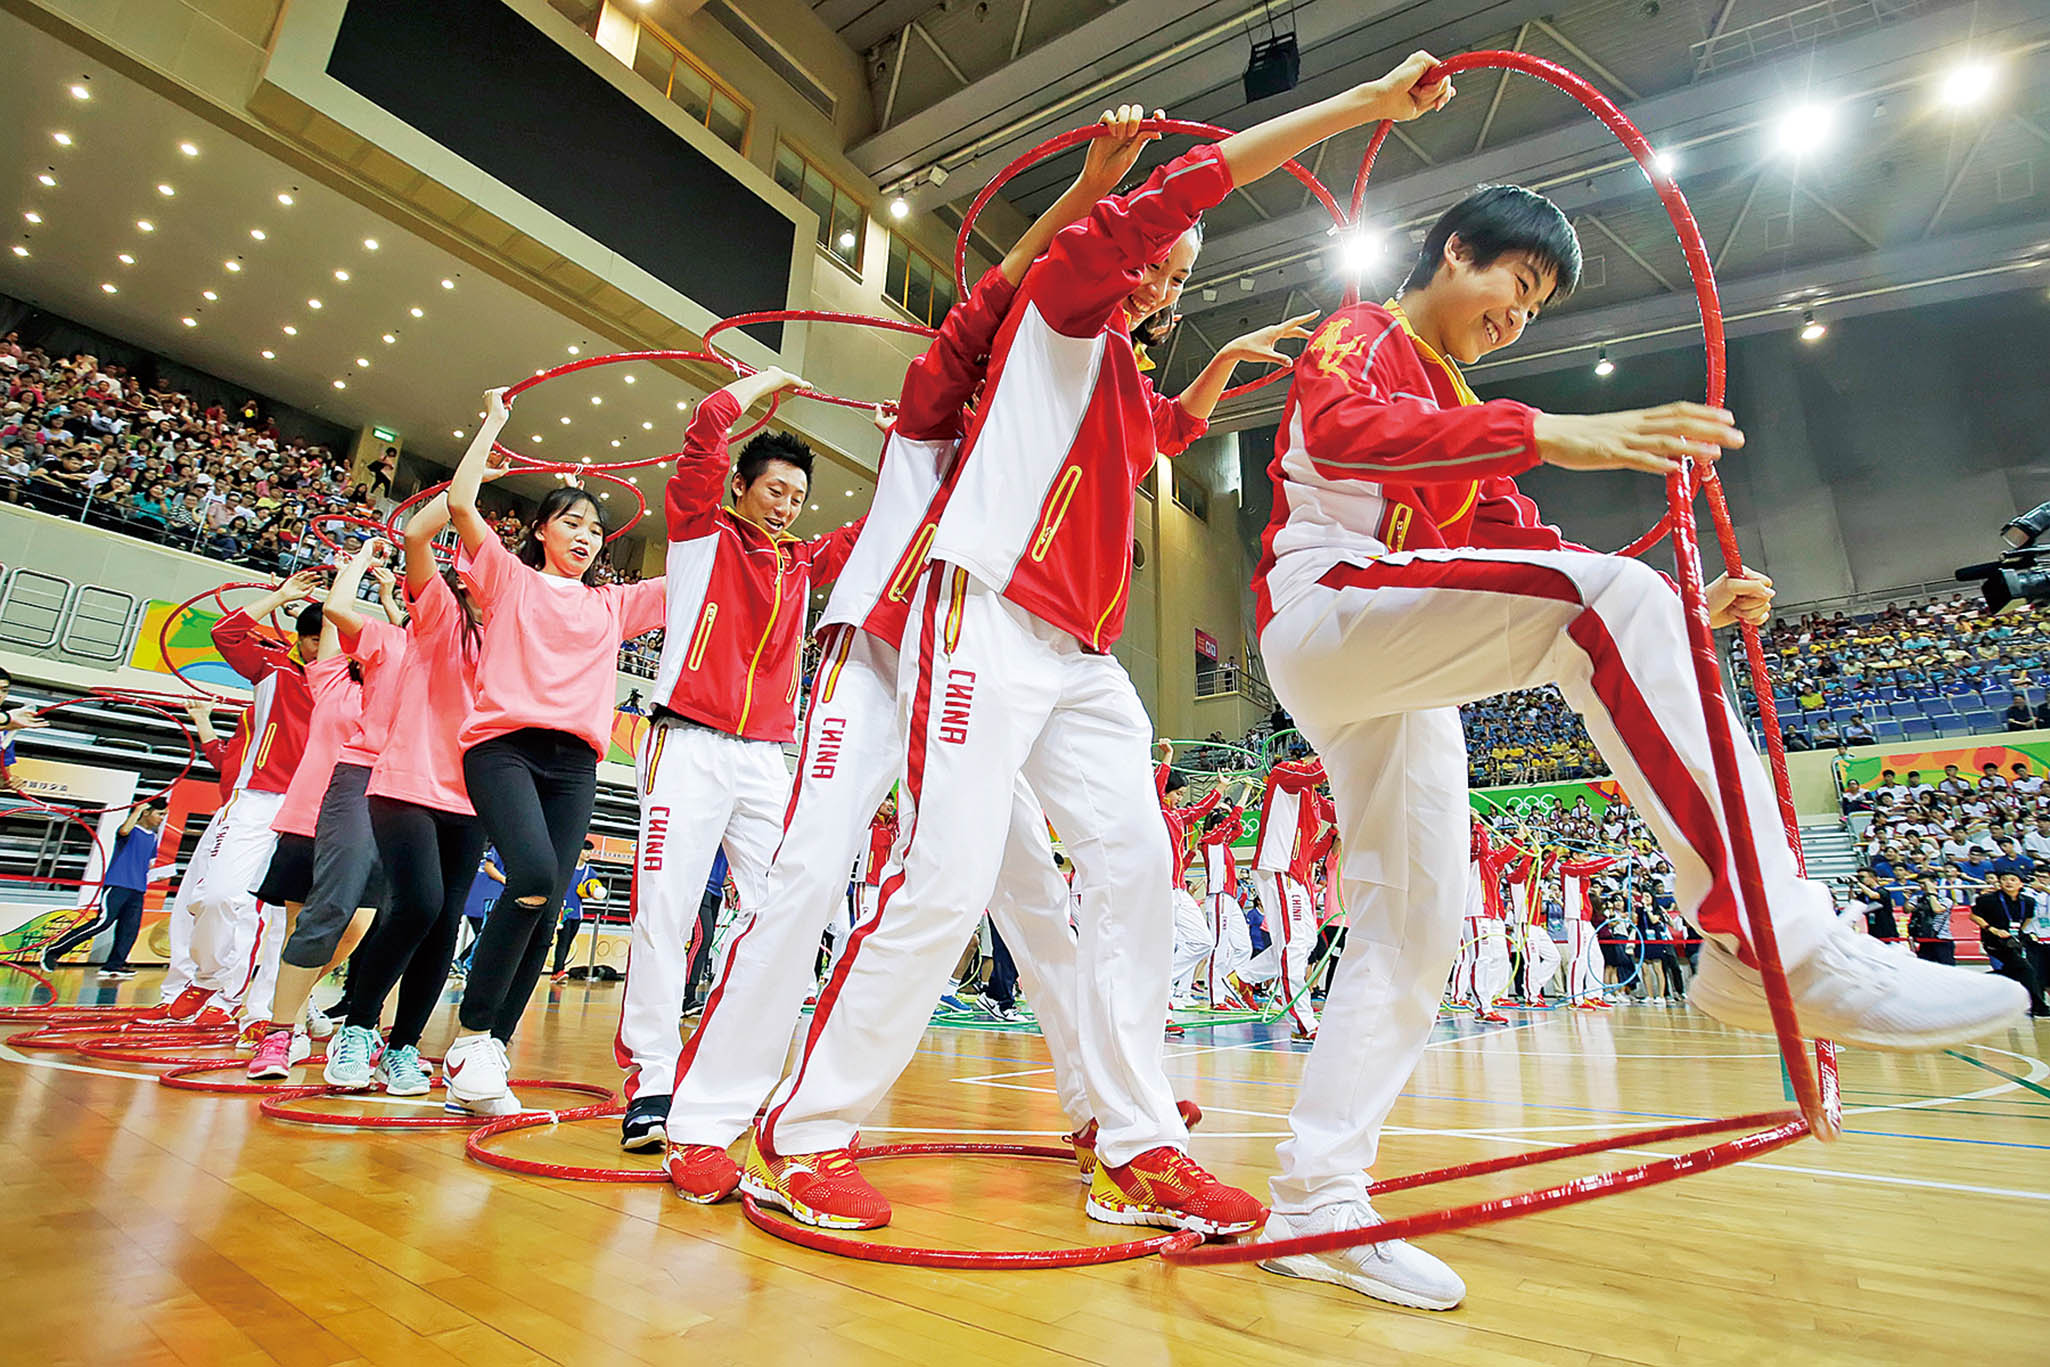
[1956,500,2050,611]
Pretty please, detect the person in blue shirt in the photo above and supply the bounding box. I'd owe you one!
[40,799,167,978]
[551,840,601,979]
[1991,838,2035,880]
[453,848,505,978]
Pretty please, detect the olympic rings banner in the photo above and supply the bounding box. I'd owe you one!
[1472,777,1628,820]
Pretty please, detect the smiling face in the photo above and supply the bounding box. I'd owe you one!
[535,495,605,578]
[731,459,808,537]
[1126,226,1201,327]
[1432,236,1558,364]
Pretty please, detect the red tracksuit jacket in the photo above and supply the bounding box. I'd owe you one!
[209,610,311,795]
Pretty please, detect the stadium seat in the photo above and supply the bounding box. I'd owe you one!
[1902,717,1937,741]
[1963,710,2000,734]
[1874,719,1906,742]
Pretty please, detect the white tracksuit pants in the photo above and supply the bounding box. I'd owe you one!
[1205,893,1252,1004]
[618,719,789,1104]
[239,903,283,1025]
[1564,918,1604,1001]
[1523,921,1562,999]
[760,567,1185,1168]
[667,625,1090,1147]
[1474,917,1512,1006]
[174,789,282,1011]
[1169,888,1209,1000]
[1248,870,1319,1034]
[1261,546,1837,1215]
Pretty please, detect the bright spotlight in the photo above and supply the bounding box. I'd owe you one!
[889,195,910,220]
[1939,60,1996,110]
[1774,102,1835,157]
[1799,309,1827,343]
[1339,230,1379,273]
[1593,349,1615,378]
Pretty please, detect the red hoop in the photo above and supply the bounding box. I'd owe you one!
[259,1077,613,1130]
[308,513,396,558]
[740,1142,1207,1269]
[0,961,55,1004]
[156,581,320,700]
[474,464,649,546]
[487,349,755,470]
[159,1056,330,1094]
[702,310,937,414]
[2,691,199,821]
[464,1104,670,1182]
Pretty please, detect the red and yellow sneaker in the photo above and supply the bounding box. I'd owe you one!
[666,1142,741,1205]
[740,1133,891,1230]
[1087,1145,1265,1236]
[1070,1101,1206,1188]
[133,986,212,1026]
[192,1005,236,1033]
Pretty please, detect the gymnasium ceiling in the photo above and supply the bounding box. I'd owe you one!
[814,0,2050,419]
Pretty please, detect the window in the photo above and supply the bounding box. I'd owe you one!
[633,23,751,153]
[1172,465,1210,522]
[774,144,866,274]
[883,231,958,327]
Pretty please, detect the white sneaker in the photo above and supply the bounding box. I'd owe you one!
[1258,1201,1465,1311]
[442,1034,510,1106]
[1691,923,2028,1051]
[444,1087,523,1118]
[303,1002,336,1041]
[289,1028,312,1067]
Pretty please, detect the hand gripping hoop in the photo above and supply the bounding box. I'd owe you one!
[1161,50,1837,1272]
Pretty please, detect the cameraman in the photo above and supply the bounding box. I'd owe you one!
[1970,872,2047,1017]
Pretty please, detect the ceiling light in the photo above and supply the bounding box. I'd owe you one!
[838,229,857,250]
[1651,147,1680,178]
[1799,309,1827,342]
[117,253,134,265]
[307,298,322,309]
[137,219,154,232]
[334,269,350,282]
[440,278,454,289]
[611,439,622,447]
[889,195,909,220]
[181,317,197,328]
[845,489,855,496]
[250,228,266,241]
[453,429,466,438]
[278,192,294,206]
[676,401,688,410]
[9,246,26,259]
[531,434,544,443]
[100,281,116,293]
[362,237,379,251]
[622,374,635,384]
[51,132,72,147]
[68,84,90,101]
[333,379,346,389]
[225,260,242,272]
[590,395,602,405]
[355,357,371,368]
[381,333,396,344]
[22,212,40,224]
[156,183,175,196]
[1340,231,1379,273]
[642,421,654,430]
[1201,287,1218,302]
[560,416,571,425]
[809,503,819,511]
[410,306,424,318]
[1238,277,1255,292]
[202,290,217,301]
[282,325,297,335]
[567,345,580,355]
[36,173,55,188]
[261,349,275,359]
[1593,348,1615,378]
[1773,102,1834,157]
[178,141,199,157]
[1939,59,1996,110]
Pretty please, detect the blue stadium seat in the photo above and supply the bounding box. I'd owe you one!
[1902,717,1937,740]
[1922,697,1957,717]
[1887,699,1919,719]
[1981,689,2012,714]
[2030,686,2047,708]
[1829,705,1856,724]
[1874,719,1906,742]
[1963,710,2000,734]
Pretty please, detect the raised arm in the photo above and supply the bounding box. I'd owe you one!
[321,537,387,643]
[449,388,513,556]
[671,368,811,538]
[1175,311,1320,423]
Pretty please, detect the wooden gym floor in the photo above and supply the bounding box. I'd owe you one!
[3,970,2045,1366]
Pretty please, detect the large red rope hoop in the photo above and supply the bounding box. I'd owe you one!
[704,310,937,414]
[260,1078,613,1129]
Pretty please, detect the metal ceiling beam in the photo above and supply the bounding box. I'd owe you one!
[819,0,954,57]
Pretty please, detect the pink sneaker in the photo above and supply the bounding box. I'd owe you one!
[246,1028,294,1080]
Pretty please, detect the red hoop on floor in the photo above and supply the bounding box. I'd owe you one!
[71,1030,246,1065]
[487,349,758,470]
[0,961,55,1003]
[259,1077,613,1129]
[739,1142,1206,1269]
[159,1056,329,1093]
[464,1104,670,1182]
[156,581,323,700]
[702,310,937,414]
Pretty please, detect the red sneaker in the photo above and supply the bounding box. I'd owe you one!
[192,1005,236,1033]
[1476,1010,1511,1025]
[1068,1098,1205,1183]
[1164,1017,1184,1037]
[1087,1146,1266,1236]
[134,986,212,1026]
[740,1135,891,1230]
[667,1142,741,1204]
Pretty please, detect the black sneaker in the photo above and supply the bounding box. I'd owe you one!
[621,1093,671,1152]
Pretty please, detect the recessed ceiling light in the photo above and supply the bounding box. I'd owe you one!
[178,141,199,157]
[249,228,266,241]
[22,212,40,224]
[622,374,635,384]
[845,489,855,496]
[68,84,90,101]
[51,132,72,147]
[355,357,371,368]
[181,317,197,327]
[224,260,242,272]
[381,333,396,344]
[333,269,350,282]
[567,345,580,355]
[100,281,116,293]
[333,379,346,389]
[1939,60,1996,110]
[531,434,544,443]
[9,246,26,259]
[809,503,819,511]
[642,421,653,430]
[477,411,485,419]
[261,349,275,359]
[409,306,424,318]
[202,290,217,301]
[282,325,297,335]
[363,238,379,251]
[676,401,688,410]
[307,298,322,309]
[837,229,856,250]
[156,183,175,197]
[453,428,466,438]
[440,278,454,290]
[278,192,294,206]
[36,173,55,188]
[610,439,622,448]
[117,253,134,265]
[559,416,571,425]
[590,395,602,405]
[136,219,153,232]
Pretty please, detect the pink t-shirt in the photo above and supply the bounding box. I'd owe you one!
[336,618,407,767]
[368,574,481,815]
[457,527,665,758]
[272,654,362,838]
